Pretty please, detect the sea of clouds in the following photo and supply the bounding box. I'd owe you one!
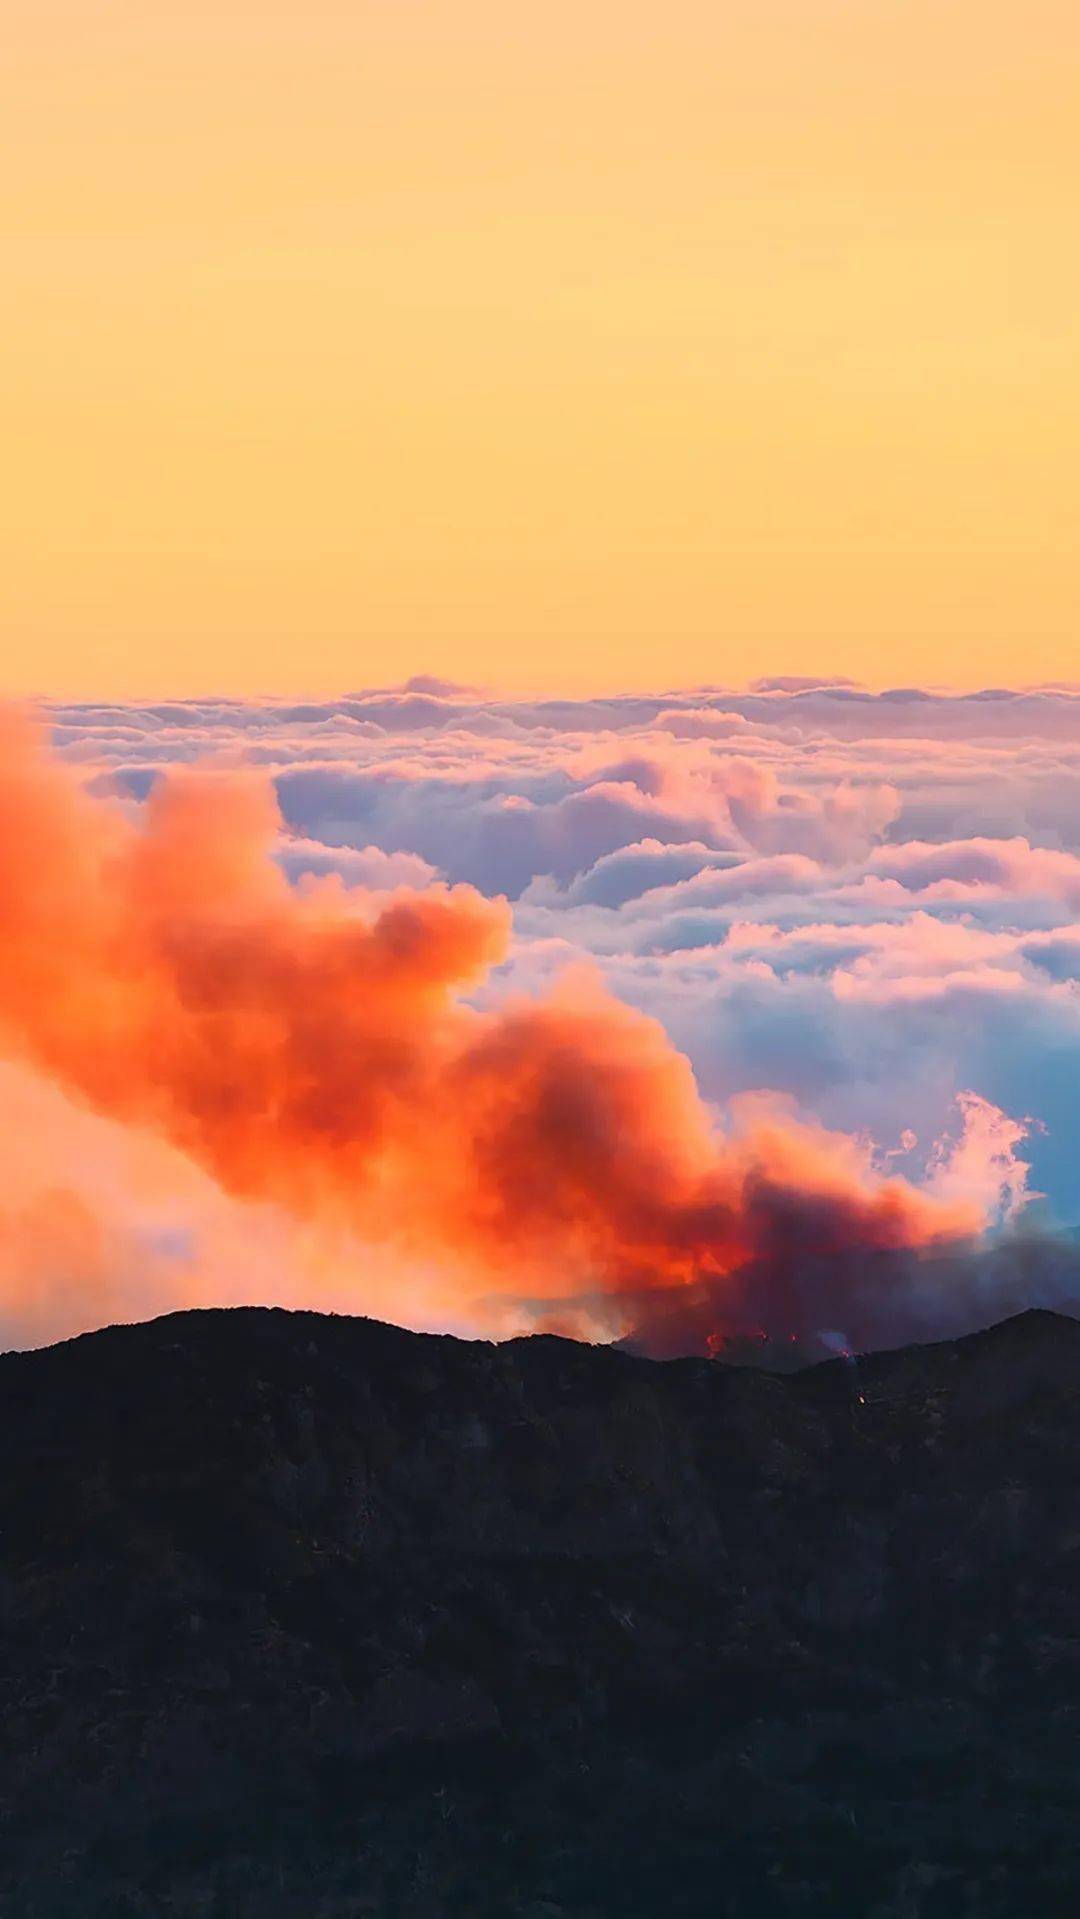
[3,673,1079,1356]
[54,674,1080,1231]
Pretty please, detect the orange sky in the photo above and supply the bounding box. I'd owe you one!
[4,2,1078,697]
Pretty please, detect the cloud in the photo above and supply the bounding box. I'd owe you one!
[750,675,862,693]
[11,676,1080,1350]
[0,711,1041,1358]
[552,840,740,910]
[655,708,751,739]
[866,838,1080,907]
[275,836,439,893]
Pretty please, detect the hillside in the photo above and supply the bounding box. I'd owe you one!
[3,1305,1080,1916]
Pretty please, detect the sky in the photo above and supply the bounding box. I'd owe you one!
[4,2,1079,696]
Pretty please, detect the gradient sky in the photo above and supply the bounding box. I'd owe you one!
[5,2,1078,696]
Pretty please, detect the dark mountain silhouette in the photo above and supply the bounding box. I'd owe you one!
[3,1304,1080,1917]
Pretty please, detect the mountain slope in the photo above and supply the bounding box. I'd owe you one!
[3,1305,1080,1917]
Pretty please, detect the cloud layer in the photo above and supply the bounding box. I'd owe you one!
[4,679,1080,1353]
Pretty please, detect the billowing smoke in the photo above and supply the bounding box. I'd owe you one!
[0,713,1040,1356]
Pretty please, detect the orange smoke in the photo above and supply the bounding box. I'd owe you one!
[0,713,994,1346]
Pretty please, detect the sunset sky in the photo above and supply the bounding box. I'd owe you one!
[5,1,1078,696]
